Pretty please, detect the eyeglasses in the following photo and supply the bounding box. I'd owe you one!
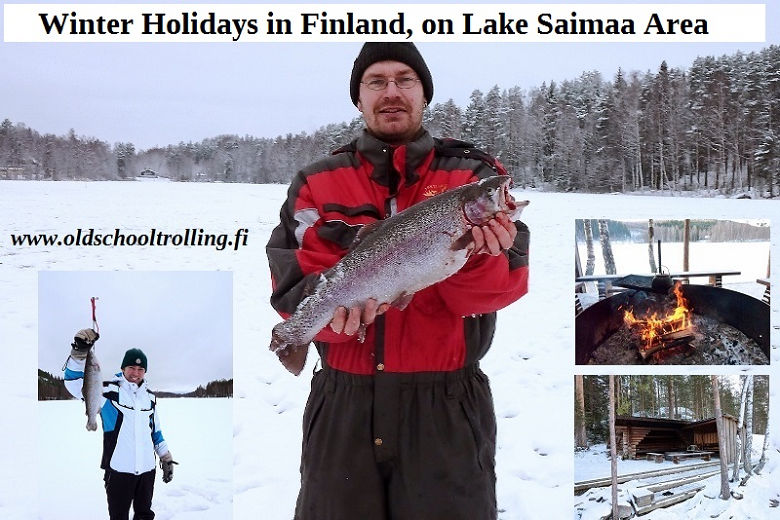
[361,77,420,91]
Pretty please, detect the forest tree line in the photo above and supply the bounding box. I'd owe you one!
[38,369,71,400]
[576,375,769,445]
[575,219,770,243]
[2,45,779,196]
[37,369,233,399]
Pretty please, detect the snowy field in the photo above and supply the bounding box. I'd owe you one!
[38,398,232,520]
[0,180,778,519]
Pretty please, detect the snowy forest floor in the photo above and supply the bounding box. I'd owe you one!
[574,442,777,519]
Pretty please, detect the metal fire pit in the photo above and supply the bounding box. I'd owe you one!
[575,284,769,365]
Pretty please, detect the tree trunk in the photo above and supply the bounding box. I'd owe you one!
[756,422,770,473]
[599,220,617,275]
[584,220,596,275]
[609,374,619,519]
[744,376,754,475]
[732,375,749,481]
[647,219,657,273]
[712,375,731,500]
[575,375,588,448]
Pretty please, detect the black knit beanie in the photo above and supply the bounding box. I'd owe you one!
[121,348,148,371]
[350,42,434,106]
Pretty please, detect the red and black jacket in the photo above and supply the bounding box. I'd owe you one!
[267,130,529,375]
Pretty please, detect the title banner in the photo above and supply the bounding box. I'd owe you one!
[4,3,766,43]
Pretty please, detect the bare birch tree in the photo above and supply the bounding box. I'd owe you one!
[599,220,617,274]
[647,219,657,272]
[712,375,731,500]
[755,419,770,474]
[609,374,619,518]
[744,376,755,475]
[575,375,588,449]
[732,375,750,481]
[584,220,596,275]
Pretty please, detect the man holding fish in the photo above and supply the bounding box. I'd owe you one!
[267,42,530,519]
[64,328,177,520]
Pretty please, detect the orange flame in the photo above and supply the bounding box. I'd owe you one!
[623,282,691,352]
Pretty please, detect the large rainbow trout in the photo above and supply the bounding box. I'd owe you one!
[270,176,528,375]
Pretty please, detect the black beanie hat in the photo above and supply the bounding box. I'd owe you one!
[350,42,434,106]
[121,348,148,371]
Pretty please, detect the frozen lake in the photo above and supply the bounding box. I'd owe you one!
[0,180,777,519]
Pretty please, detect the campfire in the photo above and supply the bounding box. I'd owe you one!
[623,282,694,360]
[576,282,770,366]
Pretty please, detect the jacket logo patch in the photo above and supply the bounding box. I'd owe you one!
[423,184,448,197]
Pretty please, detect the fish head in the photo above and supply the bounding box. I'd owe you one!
[462,176,529,225]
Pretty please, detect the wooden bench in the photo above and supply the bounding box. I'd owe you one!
[667,451,713,464]
[646,452,665,463]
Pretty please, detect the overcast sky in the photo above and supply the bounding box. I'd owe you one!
[2,0,778,151]
[38,271,233,393]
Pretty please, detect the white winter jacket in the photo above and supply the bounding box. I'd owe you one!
[65,357,170,474]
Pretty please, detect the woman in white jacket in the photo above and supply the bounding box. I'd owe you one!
[64,329,176,520]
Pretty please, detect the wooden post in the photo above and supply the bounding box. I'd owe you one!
[683,219,690,284]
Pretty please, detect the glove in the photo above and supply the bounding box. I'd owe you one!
[71,329,99,359]
[160,452,178,483]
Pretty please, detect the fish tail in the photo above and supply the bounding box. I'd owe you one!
[276,345,309,376]
[270,328,309,376]
[268,326,288,353]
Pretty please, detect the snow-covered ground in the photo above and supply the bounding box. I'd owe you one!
[574,439,765,482]
[38,398,232,520]
[0,180,777,519]
[575,441,776,520]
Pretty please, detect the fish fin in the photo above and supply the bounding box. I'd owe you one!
[350,221,383,250]
[270,326,309,375]
[506,200,530,221]
[277,344,309,376]
[391,292,414,311]
[451,229,474,251]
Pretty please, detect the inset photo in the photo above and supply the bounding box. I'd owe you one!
[37,271,233,520]
[574,375,771,519]
[575,219,770,365]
